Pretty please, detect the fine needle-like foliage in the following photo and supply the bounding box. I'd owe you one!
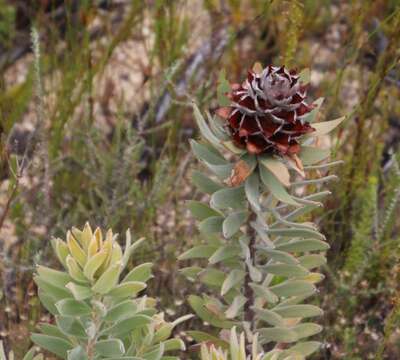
[181,64,344,359]
[31,223,192,359]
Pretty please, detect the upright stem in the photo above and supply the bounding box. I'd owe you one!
[243,211,257,334]
[87,296,101,359]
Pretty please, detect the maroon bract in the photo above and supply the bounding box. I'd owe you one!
[217,65,315,155]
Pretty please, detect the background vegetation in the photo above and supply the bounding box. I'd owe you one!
[0,0,399,358]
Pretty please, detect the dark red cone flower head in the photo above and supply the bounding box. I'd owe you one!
[217,65,315,155]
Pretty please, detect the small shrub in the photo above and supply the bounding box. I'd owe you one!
[31,223,191,359]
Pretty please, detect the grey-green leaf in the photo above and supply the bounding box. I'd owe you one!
[192,171,223,194]
[56,316,87,339]
[253,307,284,326]
[258,327,297,343]
[31,334,72,359]
[258,248,299,265]
[104,300,138,322]
[250,283,278,304]
[266,228,325,241]
[65,282,92,301]
[260,165,299,206]
[179,245,218,260]
[192,103,223,149]
[273,304,323,319]
[101,315,152,337]
[291,323,322,339]
[264,263,309,278]
[55,299,92,317]
[211,187,246,209]
[299,146,330,165]
[276,239,329,252]
[190,140,227,165]
[269,280,316,298]
[221,269,245,296]
[122,263,153,283]
[198,216,224,234]
[187,201,222,221]
[67,346,88,360]
[92,264,121,295]
[209,245,241,264]
[222,211,247,238]
[245,172,261,211]
[298,254,326,269]
[95,339,125,357]
[287,341,321,356]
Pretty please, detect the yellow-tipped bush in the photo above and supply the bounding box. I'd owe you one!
[32,223,191,359]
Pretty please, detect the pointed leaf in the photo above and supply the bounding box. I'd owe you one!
[223,211,247,238]
[83,251,108,281]
[92,264,121,295]
[245,172,261,211]
[264,263,309,278]
[225,295,247,319]
[253,308,284,326]
[187,201,222,221]
[273,305,323,318]
[266,228,325,241]
[190,140,227,165]
[312,116,345,136]
[260,166,299,206]
[291,323,322,339]
[198,216,224,234]
[209,245,241,264]
[260,157,291,187]
[303,97,324,123]
[179,245,218,260]
[269,280,316,298]
[299,147,330,165]
[250,284,278,304]
[188,295,234,329]
[192,171,223,194]
[107,281,146,298]
[122,263,153,283]
[276,239,329,252]
[258,249,299,265]
[192,103,223,149]
[221,269,245,296]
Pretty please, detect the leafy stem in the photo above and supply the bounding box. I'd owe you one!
[243,211,257,339]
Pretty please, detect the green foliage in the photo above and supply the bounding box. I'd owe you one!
[184,84,342,357]
[32,223,190,359]
[0,1,15,46]
[1,1,400,359]
[343,176,378,276]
